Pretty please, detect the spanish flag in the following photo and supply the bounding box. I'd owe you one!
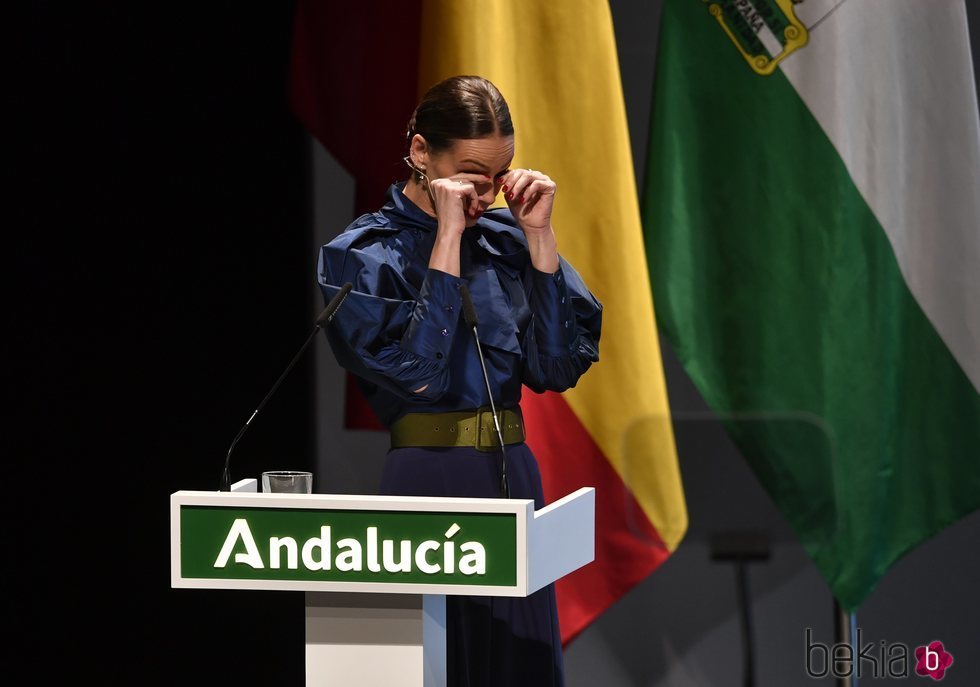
[289,0,688,645]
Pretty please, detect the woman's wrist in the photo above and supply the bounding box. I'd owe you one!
[428,231,463,276]
[526,226,559,273]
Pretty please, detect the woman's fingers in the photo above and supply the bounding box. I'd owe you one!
[450,174,490,215]
[520,179,555,209]
[505,170,554,205]
[467,186,480,216]
[452,179,481,216]
[431,177,483,218]
[502,169,527,201]
[497,169,558,234]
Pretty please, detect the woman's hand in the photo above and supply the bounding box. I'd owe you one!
[429,173,490,236]
[501,168,556,236]
[426,172,490,277]
[500,168,559,273]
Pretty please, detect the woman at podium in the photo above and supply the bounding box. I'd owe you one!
[317,74,602,687]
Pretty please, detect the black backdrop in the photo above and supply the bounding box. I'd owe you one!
[14,2,310,683]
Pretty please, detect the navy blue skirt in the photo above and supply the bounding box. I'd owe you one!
[379,443,565,687]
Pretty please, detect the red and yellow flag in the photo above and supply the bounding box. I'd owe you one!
[290,0,688,645]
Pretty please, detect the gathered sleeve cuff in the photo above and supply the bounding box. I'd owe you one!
[317,241,462,403]
[528,265,579,356]
[521,255,602,393]
[399,269,463,361]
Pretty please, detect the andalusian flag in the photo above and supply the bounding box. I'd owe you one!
[643,0,980,610]
[290,0,688,645]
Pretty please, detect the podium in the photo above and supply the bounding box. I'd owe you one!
[171,479,595,686]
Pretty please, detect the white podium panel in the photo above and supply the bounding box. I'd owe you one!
[305,593,445,687]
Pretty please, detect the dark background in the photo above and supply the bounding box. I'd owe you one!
[15,2,309,683]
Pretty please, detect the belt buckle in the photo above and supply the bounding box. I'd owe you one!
[475,408,500,452]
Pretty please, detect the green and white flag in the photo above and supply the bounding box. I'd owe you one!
[642,0,980,609]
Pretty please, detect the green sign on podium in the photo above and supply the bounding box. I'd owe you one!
[171,479,595,686]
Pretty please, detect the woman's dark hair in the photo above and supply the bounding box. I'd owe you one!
[405,75,514,178]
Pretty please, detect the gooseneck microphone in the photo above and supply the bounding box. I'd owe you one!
[219,282,353,491]
[459,284,510,498]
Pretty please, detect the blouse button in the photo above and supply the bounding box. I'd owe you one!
[564,320,570,328]
[560,296,566,304]
[444,304,454,312]
[436,352,444,359]
[441,328,449,336]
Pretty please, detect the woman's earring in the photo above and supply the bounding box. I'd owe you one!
[403,155,435,207]
[403,155,428,187]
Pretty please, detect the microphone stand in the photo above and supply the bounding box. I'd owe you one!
[219,283,353,491]
[459,284,510,498]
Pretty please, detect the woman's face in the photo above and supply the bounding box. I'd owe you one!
[415,133,515,225]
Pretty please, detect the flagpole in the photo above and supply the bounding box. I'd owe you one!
[734,559,754,687]
[833,598,858,687]
[710,530,769,687]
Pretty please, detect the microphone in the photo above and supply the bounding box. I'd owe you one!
[459,284,510,498]
[219,282,353,491]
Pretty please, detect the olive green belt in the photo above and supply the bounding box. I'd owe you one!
[389,407,525,452]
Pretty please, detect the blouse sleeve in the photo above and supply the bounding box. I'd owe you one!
[317,237,463,403]
[521,255,602,393]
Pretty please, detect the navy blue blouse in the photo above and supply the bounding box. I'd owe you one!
[317,181,602,428]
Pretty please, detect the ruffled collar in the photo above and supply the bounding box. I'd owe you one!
[381,181,530,276]
[382,181,438,231]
